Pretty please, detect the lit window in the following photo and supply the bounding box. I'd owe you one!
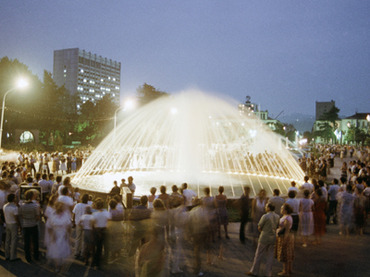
[115,86,120,90]
[89,89,95,93]
[89,80,95,84]
[106,88,110,92]
[80,69,84,73]
[77,104,81,109]
[112,93,115,97]
[102,92,105,95]
[101,78,104,82]
[63,69,67,73]
[108,76,111,80]
[113,77,116,81]
[83,79,87,83]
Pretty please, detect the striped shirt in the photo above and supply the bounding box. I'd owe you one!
[19,201,39,227]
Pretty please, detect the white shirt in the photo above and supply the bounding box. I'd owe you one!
[182,189,197,207]
[288,187,299,193]
[92,210,111,228]
[58,195,74,208]
[301,182,314,193]
[80,214,94,230]
[3,202,18,224]
[73,203,88,224]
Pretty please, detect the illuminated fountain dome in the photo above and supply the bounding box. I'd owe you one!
[72,90,304,197]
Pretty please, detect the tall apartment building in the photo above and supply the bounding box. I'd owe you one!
[315,100,335,120]
[53,48,121,111]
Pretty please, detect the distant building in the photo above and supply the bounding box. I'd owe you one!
[53,48,121,111]
[315,100,335,120]
[238,96,279,130]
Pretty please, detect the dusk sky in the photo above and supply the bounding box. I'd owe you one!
[1,1,369,118]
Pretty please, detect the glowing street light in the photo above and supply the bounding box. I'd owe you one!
[0,77,29,149]
[114,98,137,142]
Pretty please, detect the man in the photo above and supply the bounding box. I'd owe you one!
[268,189,285,217]
[127,176,136,195]
[247,203,280,277]
[4,194,20,261]
[327,178,340,224]
[288,181,299,194]
[38,173,51,207]
[182,183,197,211]
[239,186,251,244]
[109,180,121,196]
[19,190,40,263]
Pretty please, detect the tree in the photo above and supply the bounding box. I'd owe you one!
[136,83,168,106]
[313,122,334,143]
[319,105,340,143]
[345,126,367,146]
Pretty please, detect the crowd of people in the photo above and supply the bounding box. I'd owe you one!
[0,144,368,276]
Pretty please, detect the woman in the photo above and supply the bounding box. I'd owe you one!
[341,162,348,179]
[299,190,314,247]
[319,160,327,181]
[46,201,72,273]
[354,187,366,236]
[251,189,268,243]
[313,189,326,245]
[215,186,229,239]
[106,199,124,263]
[285,191,300,232]
[276,203,294,276]
[148,187,157,209]
[44,194,58,248]
[338,185,355,237]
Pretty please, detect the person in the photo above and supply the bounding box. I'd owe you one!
[72,193,89,258]
[247,203,280,277]
[239,186,251,244]
[313,189,326,245]
[3,194,20,261]
[106,199,124,263]
[44,194,58,248]
[354,187,367,236]
[58,186,74,213]
[188,198,209,276]
[268,189,285,217]
[169,185,184,209]
[215,186,229,239]
[92,198,111,269]
[46,201,72,273]
[201,187,217,262]
[128,195,152,258]
[148,187,157,209]
[299,190,314,247]
[182,183,197,210]
[0,181,7,248]
[157,185,170,209]
[287,181,299,194]
[327,178,340,224]
[109,180,120,197]
[19,190,40,263]
[338,185,356,237]
[251,189,268,244]
[300,176,314,193]
[127,176,136,195]
[285,191,300,232]
[275,204,294,276]
[38,173,51,207]
[80,206,94,266]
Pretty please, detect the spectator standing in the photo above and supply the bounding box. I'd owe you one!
[3,194,20,261]
[239,186,251,244]
[72,193,89,258]
[247,203,279,277]
[19,190,40,263]
[268,189,285,217]
[327,178,340,224]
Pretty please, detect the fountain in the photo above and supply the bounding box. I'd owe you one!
[72,90,304,197]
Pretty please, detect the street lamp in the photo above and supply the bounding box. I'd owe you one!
[0,78,29,149]
[113,98,136,142]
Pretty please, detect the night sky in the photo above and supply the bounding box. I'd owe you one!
[1,0,369,117]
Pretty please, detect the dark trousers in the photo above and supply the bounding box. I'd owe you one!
[327,200,338,224]
[23,225,39,262]
[93,228,106,267]
[239,217,249,242]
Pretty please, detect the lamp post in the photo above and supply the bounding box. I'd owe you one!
[0,78,29,150]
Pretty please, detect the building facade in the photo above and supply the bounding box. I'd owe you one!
[53,48,121,111]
